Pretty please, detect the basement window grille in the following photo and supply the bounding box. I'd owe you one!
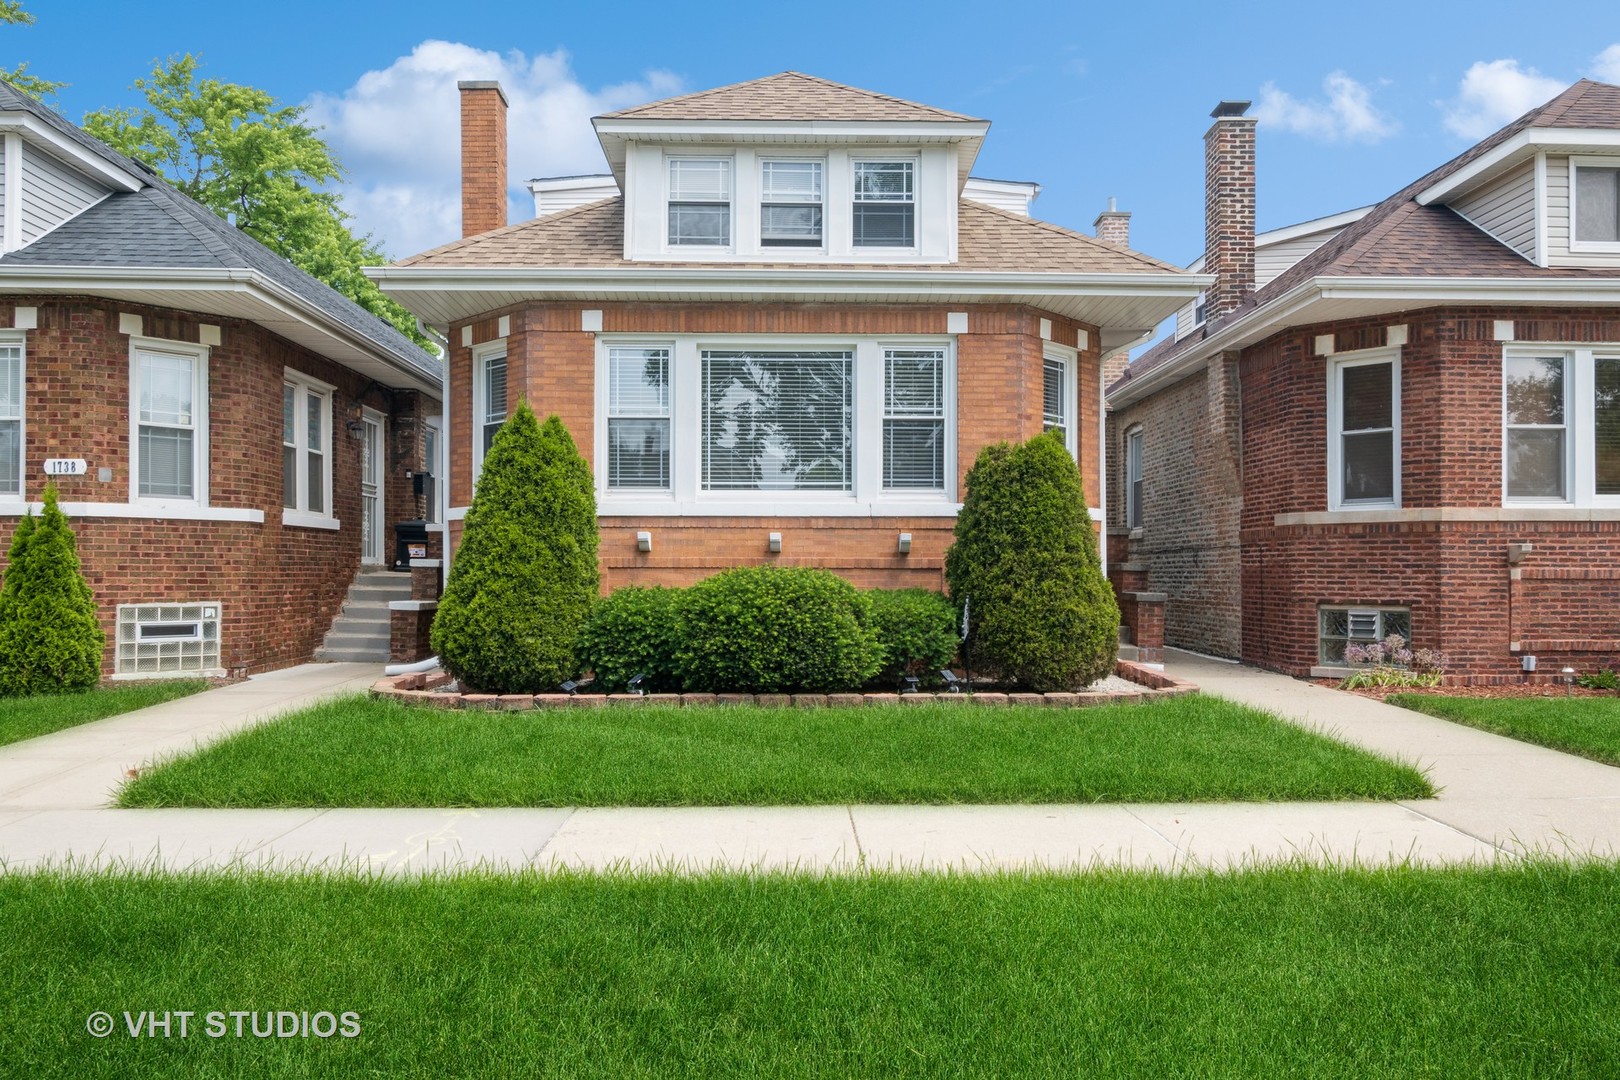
[116,603,223,678]
[1319,605,1410,665]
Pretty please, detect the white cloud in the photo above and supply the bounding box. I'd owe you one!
[1441,59,1568,139]
[1253,72,1397,142]
[305,41,681,258]
[1592,43,1620,83]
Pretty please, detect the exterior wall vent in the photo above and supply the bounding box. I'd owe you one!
[115,603,223,678]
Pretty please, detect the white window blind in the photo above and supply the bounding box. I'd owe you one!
[608,346,671,489]
[853,161,914,247]
[883,347,945,489]
[482,351,507,458]
[668,158,731,246]
[1042,357,1068,441]
[1505,354,1566,499]
[136,349,196,500]
[1599,356,1620,496]
[761,160,822,247]
[702,350,852,491]
[0,342,19,496]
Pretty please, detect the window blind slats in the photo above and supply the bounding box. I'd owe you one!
[608,347,671,489]
[702,351,852,491]
[1042,357,1067,437]
[0,344,19,420]
[883,348,945,490]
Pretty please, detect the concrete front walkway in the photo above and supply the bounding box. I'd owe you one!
[0,654,1617,874]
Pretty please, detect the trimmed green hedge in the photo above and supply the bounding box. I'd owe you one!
[865,588,958,688]
[575,586,683,694]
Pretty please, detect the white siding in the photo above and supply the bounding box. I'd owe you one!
[0,140,7,250]
[1255,229,1342,286]
[1545,155,1620,268]
[1451,161,1536,260]
[1173,298,1198,339]
[19,144,107,244]
[962,177,1038,216]
[531,176,620,218]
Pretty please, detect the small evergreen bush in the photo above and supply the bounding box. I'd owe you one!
[575,586,683,693]
[431,405,599,693]
[944,431,1119,691]
[865,588,958,688]
[676,566,881,693]
[0,484,105,695]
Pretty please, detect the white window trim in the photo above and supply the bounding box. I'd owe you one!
[850,155,920,254]
[128,335,209,510]
[1125,425,1144,529]
[1503,342,1620,508]
[471,339,507,486]
[593,333,957,516]
[281,367,337,529]
[1327,345,1402,512]
[1568,155,1620,254]
[758,156,826,252]
[423,415,442,525]
[664,153,735,254]
[1042,344,1079,459]
[0,331,23,499]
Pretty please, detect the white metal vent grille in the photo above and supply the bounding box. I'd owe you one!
[115,603,223,678]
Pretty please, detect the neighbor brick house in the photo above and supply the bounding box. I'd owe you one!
[0,82,443,677]
[371,73,1201,596]
[1107,81,1620,681]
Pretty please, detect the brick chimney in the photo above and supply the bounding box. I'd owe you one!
[1093,197,1131,248]
[459,80,508,238]
[1203,100,1256,322]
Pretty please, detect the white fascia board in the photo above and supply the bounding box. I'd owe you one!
[0,115,145,192]
[1416,129,1620,205]
[0,264,439,395]
[592,118,991,142]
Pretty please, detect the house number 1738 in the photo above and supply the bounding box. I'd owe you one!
[42,458,88,476]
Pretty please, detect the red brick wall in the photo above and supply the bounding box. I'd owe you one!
[446,301,1103,592]
[0,296,441,676]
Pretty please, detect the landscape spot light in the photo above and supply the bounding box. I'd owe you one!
[901,675,920,694]
[560,680,583,696]
[627,674,646,696]
[940,669,963,693]
[1564,667,1576,698]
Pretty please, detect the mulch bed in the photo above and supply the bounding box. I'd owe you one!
[1324,681,1620,702]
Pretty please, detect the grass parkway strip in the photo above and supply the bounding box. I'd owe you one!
[116,692,1431,808]
[1390,694,1620,767]
[0,681,209,750]
[4,864,1619,1078]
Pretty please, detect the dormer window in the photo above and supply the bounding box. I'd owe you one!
[1573,159,1620,249]
[760,160,823,247]
[853,160,915,247]
[667,158,732,247]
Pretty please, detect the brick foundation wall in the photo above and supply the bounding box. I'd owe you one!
[0,296,441,676]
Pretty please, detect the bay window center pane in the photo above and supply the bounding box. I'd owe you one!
[1597,357,1620,495]
[702,351,852,491]
[1505,356,1564,425]
[1340,362,1392,430]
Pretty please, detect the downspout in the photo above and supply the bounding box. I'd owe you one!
[417,317,453,597]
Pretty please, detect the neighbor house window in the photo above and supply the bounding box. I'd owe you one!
[883,347,945,490]
[760,160,822,247]
[1328,350,1400,509]
[1319,606,1411,665]
[1572,159,1620,247]
[702,350,852,491]
[281,373,332,517]
[0,338,20,497]
[475,345,507,468]
[853,161,914,247]
[1042,353,1072,450]
[1504,346,1620,505]
[607,346,671,489]
[1125,427,1144,529]
[132,341,206,503]
[667,158,731,247]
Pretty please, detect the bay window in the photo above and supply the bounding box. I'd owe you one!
[0,338,20,497]
[760,160,823,247]
[282,372,332,519]
[1042,351,1074,455]
[702,350,852,491]
[474,343,507,477]
[852,160,914,248]
[668,158,731,247]
[883,347,946,490]
[132,340,207,504]
[607,346,671,489]
[1505,346,1620,505]
[1328,349,1400,509]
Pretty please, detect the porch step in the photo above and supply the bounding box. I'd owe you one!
[317,569,409,663]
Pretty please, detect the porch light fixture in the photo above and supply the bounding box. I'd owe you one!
[636,530,652,553]
[768,532,782,553]
[897,532,912,555]
[940,670,963,693]
[346,419,367,440]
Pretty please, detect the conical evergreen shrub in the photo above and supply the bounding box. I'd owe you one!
[944,430,1119,691]
[430,404,599,693]
[0,484,105,695]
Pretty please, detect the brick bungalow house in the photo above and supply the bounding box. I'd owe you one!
[0,81,443,677]
[1107,80,1620,681]
[369,72,1203,597]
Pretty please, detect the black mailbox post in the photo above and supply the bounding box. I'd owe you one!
[393,519,429,571]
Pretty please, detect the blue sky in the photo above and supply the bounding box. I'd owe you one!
[13,0,1620,268]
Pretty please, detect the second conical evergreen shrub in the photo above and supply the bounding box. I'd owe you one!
[944,430,1119,691]
[0,483,105,696]
[431,404,599,693]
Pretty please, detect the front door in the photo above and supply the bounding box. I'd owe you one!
[360,410,385,565]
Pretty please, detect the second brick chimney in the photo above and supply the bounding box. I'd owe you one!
[1203,100,1256,323]
[1093,197,1131,248]
[459,80,508,238]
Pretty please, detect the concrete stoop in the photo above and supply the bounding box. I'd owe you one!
[314,568,410,663]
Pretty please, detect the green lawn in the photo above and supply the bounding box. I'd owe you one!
[118,693,1430,807]
[5,864,1619,1078]
[1391,694,1620,766]
[0,681,209,749]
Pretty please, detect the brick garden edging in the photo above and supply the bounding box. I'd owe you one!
[369,659,1198,709]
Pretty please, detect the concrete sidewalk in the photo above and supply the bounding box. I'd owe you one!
[0,653,1617,874]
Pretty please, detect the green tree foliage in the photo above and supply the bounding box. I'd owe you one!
[575,586,683,694]
[431,405,599,694]
[944,431,1119,691]
[82,56,428,348]
[0,484,105,695]
[864,588,959,689]
[676,566,882,694]
[0,1,63,101]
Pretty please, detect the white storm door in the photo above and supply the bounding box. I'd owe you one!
[361,410,385,564]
